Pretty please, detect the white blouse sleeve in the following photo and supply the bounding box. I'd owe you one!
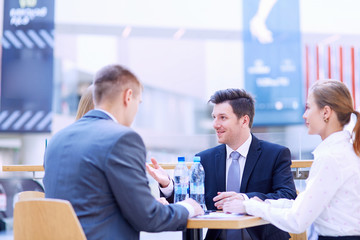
[264,198,294,208]
[244,154,345,234]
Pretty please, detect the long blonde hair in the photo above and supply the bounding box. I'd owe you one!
[310,79,360,156]
[75,85,94,120]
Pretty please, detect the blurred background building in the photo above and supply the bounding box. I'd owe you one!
[0,0,359,174]
[0,0,359,239]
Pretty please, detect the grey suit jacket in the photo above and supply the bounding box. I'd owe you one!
[44,110,188,240]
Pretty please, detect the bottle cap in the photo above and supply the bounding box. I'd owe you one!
[193,156,201,162]
[178,156,185,162]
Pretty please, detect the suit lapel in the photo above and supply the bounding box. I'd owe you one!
[215,145,227,192]
[240,135,261,193]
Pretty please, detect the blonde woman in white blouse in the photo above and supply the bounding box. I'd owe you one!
[223,79,360,240]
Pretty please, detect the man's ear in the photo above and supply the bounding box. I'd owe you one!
[123,88,133,106]
[241,115,250,128]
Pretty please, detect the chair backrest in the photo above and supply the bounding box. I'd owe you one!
[14,198,87,240]
[0,178,44,218]
[17,191,45,201]
[290,232,307,240]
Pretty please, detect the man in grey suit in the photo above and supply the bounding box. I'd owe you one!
[43,64,203,240]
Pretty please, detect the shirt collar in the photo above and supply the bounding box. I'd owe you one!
[94,109,118,123]
[312,130,350,156]
[226,134,252,159]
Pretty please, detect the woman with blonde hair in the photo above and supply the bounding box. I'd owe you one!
[75,84,94,120]
[224,79,360,239]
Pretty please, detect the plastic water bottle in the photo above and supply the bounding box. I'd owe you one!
[174,156,189,203]
[190,156,206,210]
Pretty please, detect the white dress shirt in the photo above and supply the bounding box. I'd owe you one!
[244,130,360,236]
[95,109,118,123]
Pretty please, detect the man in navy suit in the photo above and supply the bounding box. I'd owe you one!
[147,89,297,240]
[43,64,203,240]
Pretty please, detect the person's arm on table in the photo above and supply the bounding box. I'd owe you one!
[212,148,296,210]
[225,154,344,234]
[108,132,202,233]
[213,192,248,210]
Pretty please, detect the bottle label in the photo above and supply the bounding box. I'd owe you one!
[190,183,195,193]
[190,183,204,194]
[174,176,181,184]
[182,183,188,195]
[198,184,204,194]
[175,184,182,195]
[0,193,6,211]
[175,182,189,202]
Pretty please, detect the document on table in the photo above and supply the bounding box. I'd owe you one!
[195,212,244,218]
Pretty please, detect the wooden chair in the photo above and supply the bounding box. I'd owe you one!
[17,191,45,201]
[290,232,307,240]
[13,198,87,240]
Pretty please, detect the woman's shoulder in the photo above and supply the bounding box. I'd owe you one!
[315,140,359,172]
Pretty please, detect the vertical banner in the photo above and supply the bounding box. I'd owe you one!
[243,0,303,125]
[0,0,54,132]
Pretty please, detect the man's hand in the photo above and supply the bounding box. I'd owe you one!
[223,198,246,214]
[146,157,171,187]
[213,191,245,210]
[156,197,169,205]
[251,196,263,202]
[182,198,204,217]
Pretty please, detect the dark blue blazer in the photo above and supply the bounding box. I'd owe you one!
[199,135,297,240]
[44,110,189,240]
[163,135,297,240]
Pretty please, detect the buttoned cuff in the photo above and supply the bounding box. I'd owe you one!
[159,178,174,198]
[177,201,195,218]
[243,198,268,216]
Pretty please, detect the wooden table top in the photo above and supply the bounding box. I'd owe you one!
[1,160,313,172]
[187,214,268,229]
[2,165,44,172]
[152,160,313,170]
[290,160,313,168]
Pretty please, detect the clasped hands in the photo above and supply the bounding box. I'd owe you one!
[215,191,246,214]
[220,193,263,214]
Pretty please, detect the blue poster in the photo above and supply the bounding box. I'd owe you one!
[0,0,54,132]
[243,0,303,125]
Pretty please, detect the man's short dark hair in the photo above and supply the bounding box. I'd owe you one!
[209,88,255,128]
[93,64,141,105]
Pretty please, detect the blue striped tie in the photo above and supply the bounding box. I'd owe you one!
[227,151,241,192]
[227,151,242,240]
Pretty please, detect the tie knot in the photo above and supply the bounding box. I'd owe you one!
[230,151,241,161]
